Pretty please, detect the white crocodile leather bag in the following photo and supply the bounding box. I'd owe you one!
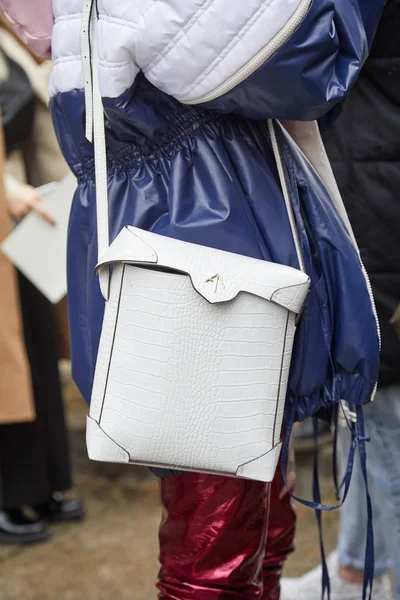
[83,6,310,482]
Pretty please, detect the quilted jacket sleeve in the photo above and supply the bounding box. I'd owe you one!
[137,0,387,121]
[192,0,387,120]
[0,0,53,58]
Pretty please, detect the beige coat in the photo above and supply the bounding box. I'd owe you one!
[0,124,35,425]
[1,27,71,359]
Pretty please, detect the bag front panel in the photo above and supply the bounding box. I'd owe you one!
[91,264,295,478]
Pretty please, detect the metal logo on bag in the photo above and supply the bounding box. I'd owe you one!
[206,274,225,293]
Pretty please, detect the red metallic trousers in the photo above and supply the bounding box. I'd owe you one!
[157,458,296,600]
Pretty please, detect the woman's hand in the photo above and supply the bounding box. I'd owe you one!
[7,182,55,225]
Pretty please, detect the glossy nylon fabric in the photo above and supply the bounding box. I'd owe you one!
[199,0,387,120]
[50,74,379,426]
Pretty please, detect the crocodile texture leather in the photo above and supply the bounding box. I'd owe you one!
[88,230,307,481]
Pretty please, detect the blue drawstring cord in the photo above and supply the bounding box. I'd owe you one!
[332,404,340,501]
[281,399,374,600]
[356,405,374,600]
[281,401,356,512]
[312,416,331,599]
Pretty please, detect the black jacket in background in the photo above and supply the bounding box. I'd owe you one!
[322,0,400,387]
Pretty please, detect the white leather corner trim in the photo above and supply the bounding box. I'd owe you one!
[95,226,157,272]
[86,416,130,463]
[97,226,310,312]
[236,442,282,481]
[271,283,309,315]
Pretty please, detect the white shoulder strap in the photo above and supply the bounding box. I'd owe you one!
[82,1,110,300]
[268,120,306,272]
[81,1,305,301]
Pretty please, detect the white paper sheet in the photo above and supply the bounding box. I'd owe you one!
[2,173,76,304]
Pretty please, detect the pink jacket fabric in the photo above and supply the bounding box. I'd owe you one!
[0,0,53,58]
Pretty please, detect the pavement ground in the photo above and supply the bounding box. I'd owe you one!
[0,377,339,600]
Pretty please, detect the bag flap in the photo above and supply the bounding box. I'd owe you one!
[97,226,310,313]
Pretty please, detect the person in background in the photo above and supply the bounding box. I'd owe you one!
[282,1,400,598]
[0,110,36,505]
[0,22,83,545]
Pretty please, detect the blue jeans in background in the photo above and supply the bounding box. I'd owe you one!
[338,385,400,598]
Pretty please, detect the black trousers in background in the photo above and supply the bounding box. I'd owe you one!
[0,272,72,509]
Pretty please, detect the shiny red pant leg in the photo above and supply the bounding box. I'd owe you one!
[157,473,271,599]
[262,445,296,600]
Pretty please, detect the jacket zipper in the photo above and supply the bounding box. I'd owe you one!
[182,0,312,105]
[359,259,381,401]
[340,260,380,419]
